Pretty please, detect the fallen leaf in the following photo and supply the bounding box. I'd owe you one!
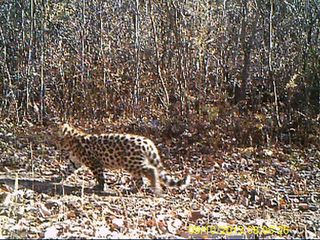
[112,218,124,229]
[189,210,204,222]
[44,226,59,239]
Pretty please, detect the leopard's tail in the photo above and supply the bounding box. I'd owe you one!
[147,149,190,189]
[159,170,190,189]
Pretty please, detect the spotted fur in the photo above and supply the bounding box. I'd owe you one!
[55,123,190,195]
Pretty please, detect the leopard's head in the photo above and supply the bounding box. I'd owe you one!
[49,121,86,150]
[51,123,76,150]
[58,123,86,139]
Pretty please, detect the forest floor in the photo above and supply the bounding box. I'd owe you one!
[0,121,319,239]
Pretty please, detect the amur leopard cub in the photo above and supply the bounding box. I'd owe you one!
[55,123,190,195]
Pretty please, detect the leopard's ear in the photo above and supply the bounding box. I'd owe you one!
[59,123,71,135]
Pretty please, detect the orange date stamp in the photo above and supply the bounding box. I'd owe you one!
[188,224,290,236]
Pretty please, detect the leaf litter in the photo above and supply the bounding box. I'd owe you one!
[0,123,319,239]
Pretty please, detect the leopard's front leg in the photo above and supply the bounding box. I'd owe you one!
[53,153,82,183]
[87,158,105,191]
[53,163,79,182]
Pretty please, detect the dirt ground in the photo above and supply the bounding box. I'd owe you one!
[0,122,319,239]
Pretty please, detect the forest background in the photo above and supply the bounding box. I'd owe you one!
[0,0,319,149]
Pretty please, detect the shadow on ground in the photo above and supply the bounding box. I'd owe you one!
[0,176,118,196]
